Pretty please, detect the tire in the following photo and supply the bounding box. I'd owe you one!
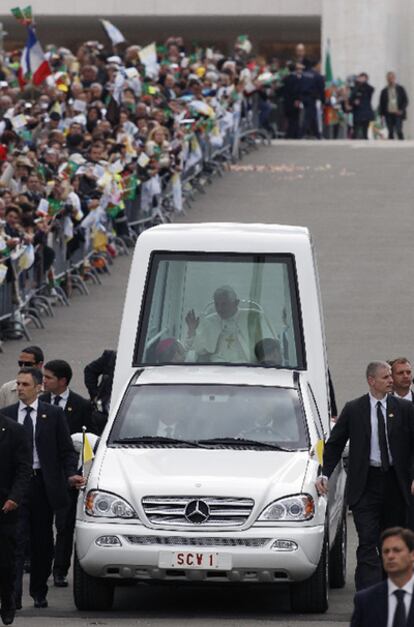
[73,552,115,611]
[290,532,329,613]
[329,510,347,589]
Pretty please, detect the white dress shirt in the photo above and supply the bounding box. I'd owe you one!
[369,394,393,466]
[18,399,40,469]
[394,390,413,401]
[156,421,178,438]
[51,388,69,410]
[387,574,414,627]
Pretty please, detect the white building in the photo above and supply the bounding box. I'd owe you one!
[1,0,413,135]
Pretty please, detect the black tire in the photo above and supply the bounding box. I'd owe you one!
[73,552,115,611]
[290,532,329,613]
[329,510,347,589]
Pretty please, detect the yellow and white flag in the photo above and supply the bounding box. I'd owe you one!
[315,439,325,466]
[82,428,95,477]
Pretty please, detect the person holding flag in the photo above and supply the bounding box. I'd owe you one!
[11,7,51,88]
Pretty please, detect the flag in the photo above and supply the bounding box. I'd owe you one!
[315,439,325,466]
[22,5,32,22]
[139,42,159,79]
[18,25,51,88]
[101,19,125,46]
[11,5,32,25]
[11,7,25,23]
[82,430,95,465]
[325,39,333,85]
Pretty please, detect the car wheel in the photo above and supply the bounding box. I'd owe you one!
[73,551,115,611]
[329,509,347,588]
[290,531,329,613]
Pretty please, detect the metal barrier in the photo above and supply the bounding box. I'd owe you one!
[0,92,268,345]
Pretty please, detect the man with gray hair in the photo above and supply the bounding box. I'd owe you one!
[316,361,414,591]
[185,285,272,363]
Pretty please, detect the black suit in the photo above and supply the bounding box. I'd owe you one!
[84,350,116,409]
[351,579,414,627]
[1,401,78,604]
[350,82,375,139]
[395,391,414,531]
[282,72,304,139]
[0,413,31,606]
[323,394,414,590]
[39,390,96,435]
[39,390,95,580]
[84,350,117,434]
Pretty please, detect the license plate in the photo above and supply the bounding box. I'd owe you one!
[158,551,231,570]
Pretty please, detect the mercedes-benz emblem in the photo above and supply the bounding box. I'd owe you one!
[184,499,210,524]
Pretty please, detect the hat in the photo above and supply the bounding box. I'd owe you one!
[15,156,33,168]
[49,111,61,121]
[154,338,179,362]
[107,55,122,66]
[69,153,86,165]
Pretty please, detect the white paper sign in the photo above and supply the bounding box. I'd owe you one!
[73,99,87,113]
[137,152,150,168]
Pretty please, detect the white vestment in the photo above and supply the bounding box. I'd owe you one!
[188,309,272,363]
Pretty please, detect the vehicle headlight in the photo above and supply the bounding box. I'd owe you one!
[85,490,137,519]
[258,494,315,522]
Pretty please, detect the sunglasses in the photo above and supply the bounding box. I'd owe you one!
[18,360,36,367]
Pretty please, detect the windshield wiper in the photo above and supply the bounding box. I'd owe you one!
[197,437,294,451]
[112,436,206,448]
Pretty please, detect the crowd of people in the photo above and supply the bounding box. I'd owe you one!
[0,35,408,299]
[0,35,408,339]
[0,344,114,624]
[0,28,413,627]
[257,44,409,140]
[0,31,270,323]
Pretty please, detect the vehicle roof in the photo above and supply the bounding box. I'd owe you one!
[131,366,298,388]
[139,223,311,252]
[148,223,309,237]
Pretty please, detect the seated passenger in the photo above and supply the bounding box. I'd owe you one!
[254,338,282,366]
[185,285,272,363]
[154,338,186,364]
[137,413,185,439]
[239,406,298,443]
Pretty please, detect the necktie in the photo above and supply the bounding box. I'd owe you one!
[392,589,406,627]
[23,406,34,451]
[376,401,390,471]
[53,395,62,406]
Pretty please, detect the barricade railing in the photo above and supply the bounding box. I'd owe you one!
[0,92,267,345]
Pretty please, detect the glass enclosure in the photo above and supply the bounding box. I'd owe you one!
[135,253,305,368]
[110,384,308,450]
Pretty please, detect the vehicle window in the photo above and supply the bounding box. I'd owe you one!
[135,252,305,368]
[110,385,309,450]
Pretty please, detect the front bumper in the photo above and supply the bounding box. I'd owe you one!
[75,521,325,583]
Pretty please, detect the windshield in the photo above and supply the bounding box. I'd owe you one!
[110,385,309,450]
[134,252,304,368]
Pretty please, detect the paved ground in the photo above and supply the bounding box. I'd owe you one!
[4,138,414,625]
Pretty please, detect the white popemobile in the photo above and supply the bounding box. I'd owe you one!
[74,223,347,614]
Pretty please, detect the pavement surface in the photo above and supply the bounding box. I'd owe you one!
[3,138,414,625]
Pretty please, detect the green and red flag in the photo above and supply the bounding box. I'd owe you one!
[325,38,333,85]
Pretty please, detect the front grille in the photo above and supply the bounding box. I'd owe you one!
[142,496,254,527]
[124,536,269,548]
